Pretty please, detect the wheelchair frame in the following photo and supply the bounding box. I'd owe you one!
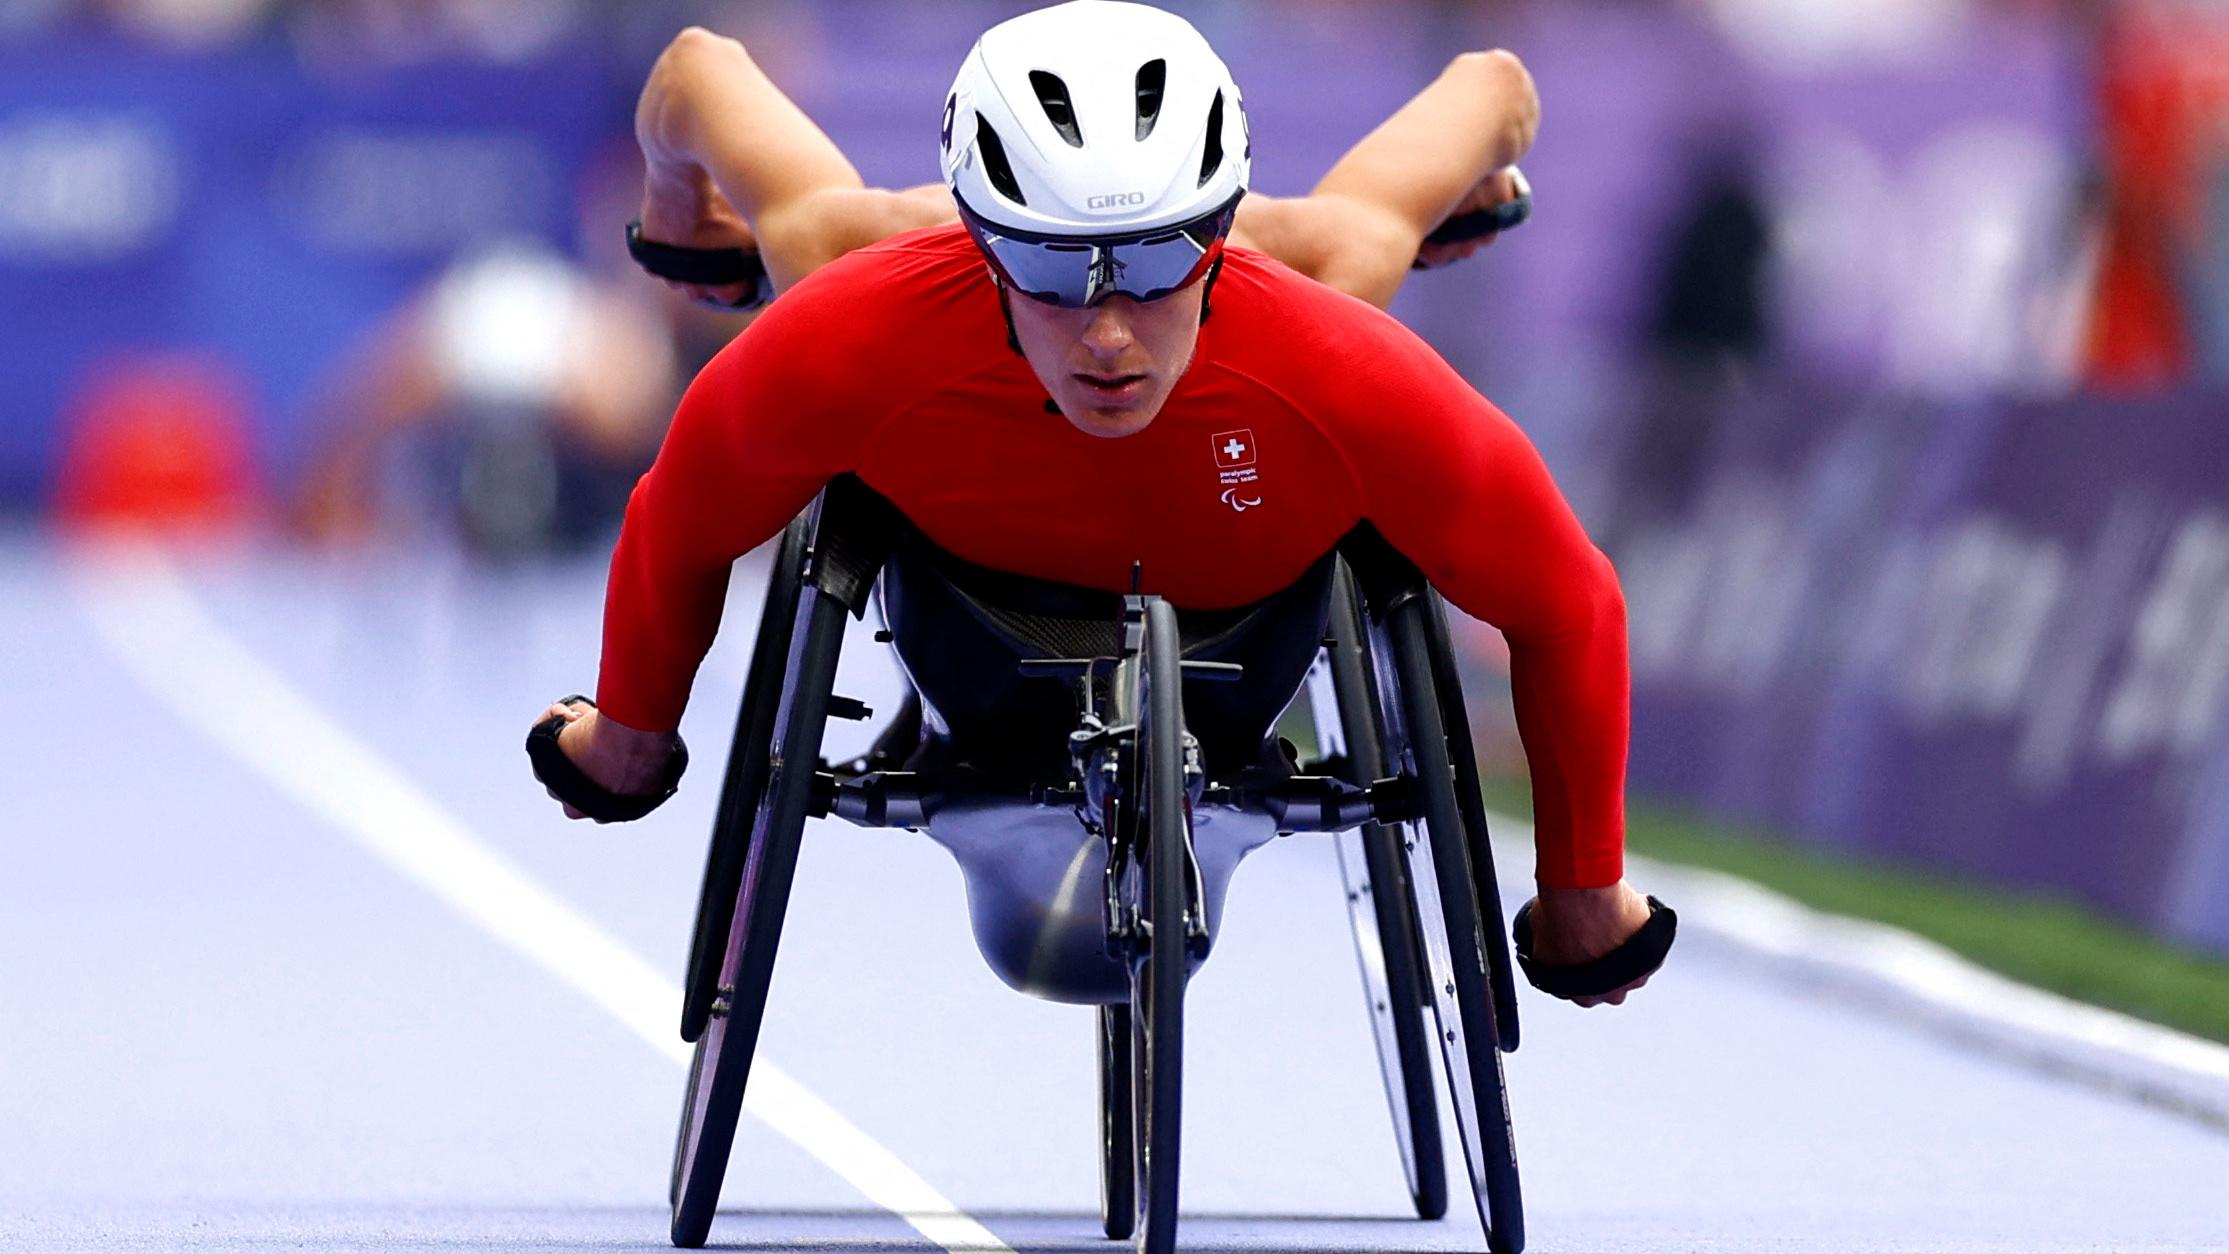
[665,477,1525,1254]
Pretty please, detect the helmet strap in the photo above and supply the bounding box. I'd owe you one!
[993,277,1024,357]
[1198,255,1225,326]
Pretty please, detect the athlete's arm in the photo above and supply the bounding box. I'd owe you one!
[1238,50,1541,307]
[634,27,953,302]
[1363,390,1629,892]
[631,29,1538,310]
[549,294,867,793]
[1337,314,1654,1000]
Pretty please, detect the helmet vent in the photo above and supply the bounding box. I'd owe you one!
[1134,58,1166,141]
[1028,71,1084,148]
[1197,90,1225,187]
[975,114,1027,205]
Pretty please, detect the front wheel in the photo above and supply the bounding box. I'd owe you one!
[1098,1004,1136,1240]
[1128,599,1191,1254]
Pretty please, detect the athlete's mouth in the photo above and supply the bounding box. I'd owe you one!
[1076,372,1147,395]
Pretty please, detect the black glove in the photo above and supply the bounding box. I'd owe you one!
[1412,167,1534,269]
[625,220,774,310]
[525,694,689,823]
[1511,895,1677,1002]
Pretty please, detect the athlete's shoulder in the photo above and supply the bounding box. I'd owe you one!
[852,221,987,267]
[792,223,988,307]
[713,224,1008,392]
[1207,246,1478,397]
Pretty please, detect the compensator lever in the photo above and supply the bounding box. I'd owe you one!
[812,770,936,829]
[1211,774,1418,834]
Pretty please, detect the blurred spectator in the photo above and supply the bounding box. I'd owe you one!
[2084,0,2229,390]
[95,0,273,48]
[1696,0,1974,68]
[0,0,74,40]
[1612,134,1773,533]
[292,240,679,559]
[1650,144,1772,370]
[286,0,591,70]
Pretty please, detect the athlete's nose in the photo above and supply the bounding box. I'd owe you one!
[1078,298,1139,359]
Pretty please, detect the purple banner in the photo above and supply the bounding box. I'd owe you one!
[1610,382,2229,952]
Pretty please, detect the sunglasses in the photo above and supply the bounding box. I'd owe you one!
[957,191,1242,308]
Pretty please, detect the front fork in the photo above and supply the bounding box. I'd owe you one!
[1083,722,1209,963]
[1049,596,1213,966]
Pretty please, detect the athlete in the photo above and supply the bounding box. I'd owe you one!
[536,1,1663,1006]
[626,21,1538,312]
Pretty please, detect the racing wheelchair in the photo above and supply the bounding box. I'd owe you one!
[531,474,1672,1253]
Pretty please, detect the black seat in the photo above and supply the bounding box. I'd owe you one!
[876,525,1335,785]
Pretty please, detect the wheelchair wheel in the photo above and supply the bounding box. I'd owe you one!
[1126,598,1191,1254]
[681,516,810,1045]
[1372,592,1524,1254]
[668,569,853,1249]
[1315,568,1448,1222]
[1097,1004,1136,1240]
[1424,598,1522,1052]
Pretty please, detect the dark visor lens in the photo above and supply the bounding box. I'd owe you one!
[962,197,1237,308]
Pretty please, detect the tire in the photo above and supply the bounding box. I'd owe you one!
[1320,568,1449,1221]
[1128,599,1190,1254]
[1373,597,1525,1254]
[1098,1004,1136,1241]
[1422,595,1521,1053]
[668,581,850,1249]
[681,517,811,1044]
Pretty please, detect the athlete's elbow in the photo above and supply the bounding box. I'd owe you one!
[1581,544,1626,634]
[639,27,759,169]
[664,25,746,67]
[1535,544,1625,646]
[647,27,754,104]
[1449,49,1539,162]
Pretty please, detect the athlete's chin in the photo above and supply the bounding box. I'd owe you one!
[1058,397,1163,439]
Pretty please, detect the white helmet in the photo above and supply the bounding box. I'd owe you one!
[940,0,1250,239]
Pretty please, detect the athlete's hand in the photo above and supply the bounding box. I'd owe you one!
[636,166,762,308]
[536,699,682,819]
[1414,167,1525,270]
[1521,880,1658,1007]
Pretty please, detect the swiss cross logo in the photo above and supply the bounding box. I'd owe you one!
[1211,428,1263,512]
[1212,429,1256,469]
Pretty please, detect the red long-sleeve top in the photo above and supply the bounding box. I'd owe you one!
[597,226,1629,889]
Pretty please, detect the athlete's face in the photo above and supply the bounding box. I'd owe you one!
[1008,284,1205,439]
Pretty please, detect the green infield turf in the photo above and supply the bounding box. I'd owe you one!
[1477,775,2229,1046]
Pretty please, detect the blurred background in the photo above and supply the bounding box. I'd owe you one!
[6,0,2228,991]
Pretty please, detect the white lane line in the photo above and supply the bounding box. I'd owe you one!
[69,542,1011,1254]
[1487,814,2229,1127]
